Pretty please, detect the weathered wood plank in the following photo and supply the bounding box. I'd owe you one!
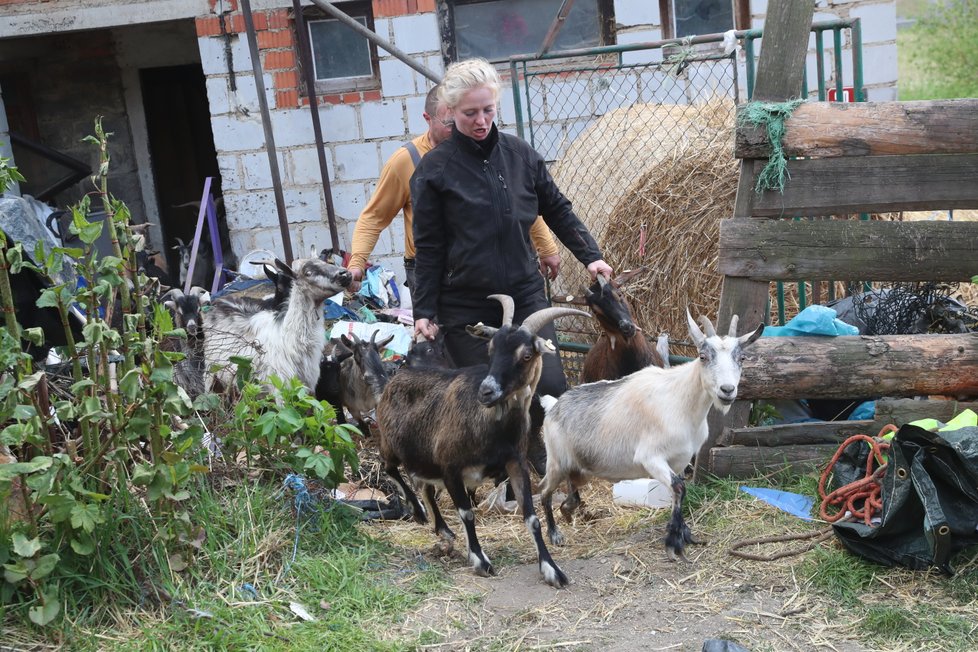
[708,444,836,479]
[720,420,875,447]
[719,219,978,281]
[736,100,978,159]
[872,398,978,427]
[739,333,978,400]
[749,153,978,216]
[751,1,815,102]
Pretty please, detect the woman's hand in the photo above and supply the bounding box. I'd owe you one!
[586,259,613,280]
[414,318,440,341]
[348,266,364,293]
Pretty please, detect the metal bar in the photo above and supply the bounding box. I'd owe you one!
[833,27,844,99]
[184,176,212,293]
[293,0,340,255]
[744,36,756,99]
[240,0,294,265]
[851,18,866,101]
[536,0,576,58]
[205,189,224,293]
[307,0,440,83]
[815,30,826,100]
[510,59,525,140]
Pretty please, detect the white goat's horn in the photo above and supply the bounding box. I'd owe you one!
[161,288,184,302]
[727,314,740,337]
[596,274,609,289]
[698,315,717,337]
[488,294,515,327]
[520,307,590,336]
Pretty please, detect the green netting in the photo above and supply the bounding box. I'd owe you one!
[737,98,804,193]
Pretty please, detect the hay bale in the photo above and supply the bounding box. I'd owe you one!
[549,98,738,352]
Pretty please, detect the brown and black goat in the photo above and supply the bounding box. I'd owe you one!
[578,269,667,383]
[375,295,587,588]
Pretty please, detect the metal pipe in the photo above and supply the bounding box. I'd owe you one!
[240,0,294,264]
[292,0,340,255]
[536,0,576,58]
[306,0,441,83]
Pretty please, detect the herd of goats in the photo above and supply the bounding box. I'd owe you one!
[160,254,763,589]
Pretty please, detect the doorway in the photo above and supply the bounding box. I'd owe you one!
[140,64,228,279]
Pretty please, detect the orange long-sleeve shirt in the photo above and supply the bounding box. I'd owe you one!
[348,133,558,272]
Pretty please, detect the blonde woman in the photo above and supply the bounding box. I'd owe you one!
[410,57,613,405]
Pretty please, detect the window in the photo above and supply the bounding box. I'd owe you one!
[304,1,379,92]
[442,0,615,62]
[660,0,750,39]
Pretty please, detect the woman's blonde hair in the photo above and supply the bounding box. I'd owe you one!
[438,58,500,109]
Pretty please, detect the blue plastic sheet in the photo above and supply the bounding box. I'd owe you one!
[762,305,859,337]
[739,486,813,521]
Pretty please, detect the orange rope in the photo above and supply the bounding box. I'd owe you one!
[818,425,897,526]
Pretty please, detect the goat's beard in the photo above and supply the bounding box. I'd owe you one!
[714,398,735,414]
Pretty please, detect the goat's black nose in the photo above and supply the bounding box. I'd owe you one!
[719,384,736,397]
[336,270,352,287]
[619,321,636,338]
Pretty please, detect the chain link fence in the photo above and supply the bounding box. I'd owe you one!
[509,43,741,367]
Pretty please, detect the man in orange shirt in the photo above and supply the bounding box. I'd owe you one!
[347,85,560,291]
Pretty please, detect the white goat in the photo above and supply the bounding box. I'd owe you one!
[538,311,763,561]
[203,258,352,392]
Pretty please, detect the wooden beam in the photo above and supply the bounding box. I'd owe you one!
[708,444,836,479]
[720,420,875,447]
[748,153,978,216]
[719,219,978,281]
[751,1,816,102]
[739,333,978,400]
[736,99,978,159]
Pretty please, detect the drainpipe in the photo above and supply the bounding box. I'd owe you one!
[240,0,295,264]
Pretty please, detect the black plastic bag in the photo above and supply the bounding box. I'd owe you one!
[831,424,978,574]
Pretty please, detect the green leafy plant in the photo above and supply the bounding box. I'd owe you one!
[222,374,360,486]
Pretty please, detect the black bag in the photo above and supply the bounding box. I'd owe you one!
[831,424,978,574]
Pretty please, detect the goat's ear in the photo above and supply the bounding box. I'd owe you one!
[534,336,558,355]
[340,334,354,348]
[197,291,211,305]
[263,265,279,282]
[739,322,764,347]
[466,322,497,340]
[275,258,296,278]
[335,348,354,363]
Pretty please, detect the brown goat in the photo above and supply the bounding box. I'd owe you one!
[579,270,666,383]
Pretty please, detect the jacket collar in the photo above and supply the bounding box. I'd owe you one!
[452,123,499,158]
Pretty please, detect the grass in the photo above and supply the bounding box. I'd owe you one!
[897,0,978,100]
[3,478,450,651]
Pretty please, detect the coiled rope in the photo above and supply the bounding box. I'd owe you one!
[818,426,896,526]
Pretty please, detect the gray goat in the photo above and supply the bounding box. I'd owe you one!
[538,312,763,561]
[375,295,587,588]
[161,286,210,398]
[203,258,351,392]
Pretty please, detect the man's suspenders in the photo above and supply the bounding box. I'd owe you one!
[403,141,422,167]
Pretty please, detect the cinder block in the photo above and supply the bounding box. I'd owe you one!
[851,2,897,43]
[210,114,267,152]
[197,34,252,76]
[390,14,440,54]
[404,93,428,133]
[206,76,232,115]
[283,187,325,223]
[321,103,360,142]
[224,190,278,230]
[288,147,334,185]
[334,142,381,181]
[330,182,368,221]
[241,151,288,190]
[361,99,407,139]
[217,155,242,191]
[379,57,417,96]
[269,108,315,148]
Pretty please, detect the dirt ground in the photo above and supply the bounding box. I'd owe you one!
[377,484,879,652]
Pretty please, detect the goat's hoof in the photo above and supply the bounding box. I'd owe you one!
[474,562,496,577]
[541,561,569,589]
[548,530,566,546]
[666,547,690,563]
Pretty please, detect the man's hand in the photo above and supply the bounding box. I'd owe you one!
[348,266,364,292]
[586,259,613,280]
[413,318,439,341]
[539,254,561,281]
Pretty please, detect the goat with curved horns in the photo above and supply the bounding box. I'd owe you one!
[539,311,763,561]
[376,295,588,588]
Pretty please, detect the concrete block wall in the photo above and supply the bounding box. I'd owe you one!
[194,0,897,273]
